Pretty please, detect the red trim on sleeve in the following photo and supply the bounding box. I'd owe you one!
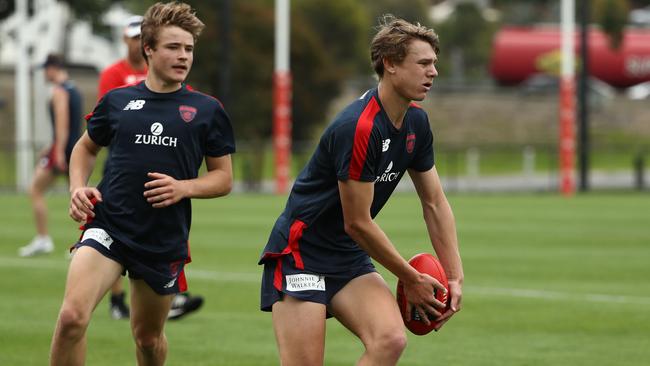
[187,84,225,108]
[409,102,422,109]
[349,97,380,180]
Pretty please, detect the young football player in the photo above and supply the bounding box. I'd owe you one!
[50,2,235,365]
[259,15,464,365]
[98,13,205,323]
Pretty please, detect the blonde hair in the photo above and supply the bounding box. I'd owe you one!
[141,2,205,61]
[370,15,440,78]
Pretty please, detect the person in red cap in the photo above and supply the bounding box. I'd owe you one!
[97,15,148,100]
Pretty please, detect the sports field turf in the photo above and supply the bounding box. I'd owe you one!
[0,192,648,365]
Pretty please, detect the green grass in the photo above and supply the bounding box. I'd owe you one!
[1,192,649,365]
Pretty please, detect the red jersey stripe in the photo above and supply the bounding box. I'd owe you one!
[349,97,380,180]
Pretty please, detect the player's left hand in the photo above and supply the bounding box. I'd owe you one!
[144,172,188,208]
[433,279,462,331]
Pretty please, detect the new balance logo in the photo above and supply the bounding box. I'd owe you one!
[123,100,146,110]
[164,277,177,289]
[382,139,391,152]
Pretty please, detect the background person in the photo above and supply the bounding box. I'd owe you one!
[97,15,148,100]
[19,53,82,257]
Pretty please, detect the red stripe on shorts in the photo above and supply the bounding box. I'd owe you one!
[273,258,283,290]
[268,219,308,290]
[178,269,188,292]
[287,219,306,269]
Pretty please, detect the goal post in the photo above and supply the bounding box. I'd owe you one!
[559,0,576,195]
[273,0,291,194]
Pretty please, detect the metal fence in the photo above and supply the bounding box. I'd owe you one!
[0,139,646,193]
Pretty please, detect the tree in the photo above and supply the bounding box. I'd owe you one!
[492,0,556,25]
[291,0,369,141]
[435,2,498,83]
[360,0,432,27]
[71,0,370,187]
[60,0,116,33]
[184,0,368,187]
[593,0,630,49]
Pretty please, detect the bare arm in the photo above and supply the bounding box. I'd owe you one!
[338,179,447,323]
[408,166,464,329]
[51,86,70,170]
[68,132,103,222]
[143,154,233,208]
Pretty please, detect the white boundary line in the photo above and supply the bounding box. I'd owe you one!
[2,256,649,306]
[465,286,650,306]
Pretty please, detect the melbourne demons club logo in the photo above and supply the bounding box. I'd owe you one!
[406,133,416,153]
[179,105,197,123]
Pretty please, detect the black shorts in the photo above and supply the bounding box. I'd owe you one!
[260,253,376,313]
[73,228,188,295]
[38,145,70,174]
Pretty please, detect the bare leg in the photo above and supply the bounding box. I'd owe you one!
[50,247,124,366]
[109,278,129,320]
[129,279,174,366]
[329,273,407,366]
[111,278,124,295]
[272,295,327,366]
[29,165,55,236]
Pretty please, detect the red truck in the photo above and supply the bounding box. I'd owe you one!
[489,26,650,88]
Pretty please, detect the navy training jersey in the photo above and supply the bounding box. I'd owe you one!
[259,88,434,274]
[50,80,82,159]
[86,82,235,260]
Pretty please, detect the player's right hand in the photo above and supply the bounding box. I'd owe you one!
[69,187,102,222]
[402,273,447,325]
[432,279,462,331]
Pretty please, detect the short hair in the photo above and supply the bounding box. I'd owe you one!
[43,53,64,69]
[370,14,440,78]
[141,2,205,62]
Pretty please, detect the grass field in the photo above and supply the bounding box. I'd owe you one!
[0,192,649,365]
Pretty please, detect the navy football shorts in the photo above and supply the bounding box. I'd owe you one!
[260,253,376,313]
[73,227,188,295]
[38,145,70,174]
